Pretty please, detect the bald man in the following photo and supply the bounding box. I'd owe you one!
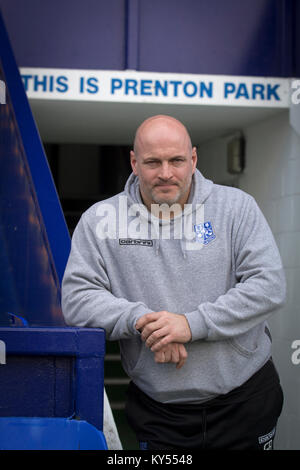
[62,115,285,450]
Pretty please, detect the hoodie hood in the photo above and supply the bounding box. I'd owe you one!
[123,169,214,256]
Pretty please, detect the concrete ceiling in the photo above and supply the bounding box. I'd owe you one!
[29,98,286,146]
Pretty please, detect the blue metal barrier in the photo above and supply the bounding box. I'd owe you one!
[0,9,108,449]
[0,417,108,450]
[0,327,106,432]
[0,7,70,327]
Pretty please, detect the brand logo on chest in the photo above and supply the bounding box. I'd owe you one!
[119,238,153,247]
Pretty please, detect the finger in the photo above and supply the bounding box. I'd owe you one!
[150,334,173,352]
[163,348,172,363]
[135,312,160,330]
[170,346,180,364]
[178,344,188,359]
[154,351,165,363]
[176,358,186,369]
[141,319,165,342]
[145,326,169,348]
[176,345,188,369]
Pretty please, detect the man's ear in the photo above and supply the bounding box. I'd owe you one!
[130,150,138,175]
[192,146,198,173]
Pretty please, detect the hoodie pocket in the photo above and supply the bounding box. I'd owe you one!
[130,344,147,376]
[227,324,266,358]
[227,337,259,358]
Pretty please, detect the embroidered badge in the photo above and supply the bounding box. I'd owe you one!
[193,221,216,245]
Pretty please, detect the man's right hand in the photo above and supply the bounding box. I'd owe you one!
[154,342,188,369]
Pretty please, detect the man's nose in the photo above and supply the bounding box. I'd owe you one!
[159,162,172,180]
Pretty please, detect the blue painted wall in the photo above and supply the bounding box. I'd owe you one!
[0,0,126,70]
[137,0,292,77]
[0,0,298,77]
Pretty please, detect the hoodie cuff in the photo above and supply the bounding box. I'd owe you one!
[130,306,154,337]
[184,310,208,342]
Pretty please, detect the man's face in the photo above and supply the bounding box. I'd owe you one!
[130,119,197,210]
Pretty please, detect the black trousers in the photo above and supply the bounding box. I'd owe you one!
[125,359,284,450]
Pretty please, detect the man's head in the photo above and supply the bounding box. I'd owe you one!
[130,115,197,210]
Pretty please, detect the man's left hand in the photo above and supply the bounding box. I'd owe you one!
[135,311,192,352]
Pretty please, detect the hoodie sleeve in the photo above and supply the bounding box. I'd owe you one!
[61,213,152,341]
[184,195,286,342]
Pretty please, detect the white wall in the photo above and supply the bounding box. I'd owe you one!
[197,109,300,450]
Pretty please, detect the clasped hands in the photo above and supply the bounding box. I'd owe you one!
[135,311,192,369]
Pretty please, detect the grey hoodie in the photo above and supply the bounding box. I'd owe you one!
[61,169,286,404]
